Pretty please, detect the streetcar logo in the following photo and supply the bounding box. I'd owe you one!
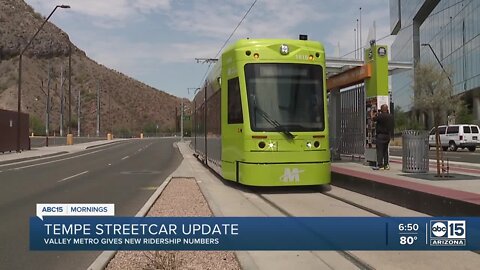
[429,220,466,246]
[377,46,387,57]
[280,44,289,55]
[280,168,304,182]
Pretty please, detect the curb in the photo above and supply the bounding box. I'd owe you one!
[86,175,174,270]
[0,151,68,166]
[331,166,480,216]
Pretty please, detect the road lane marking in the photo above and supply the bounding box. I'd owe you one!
[8,149,105,171]
[140,186,158,190]
[4,142,129,171]
[57,170,89,183]
[121,156,130,160]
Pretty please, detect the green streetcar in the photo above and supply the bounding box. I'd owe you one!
[193,38,330,186]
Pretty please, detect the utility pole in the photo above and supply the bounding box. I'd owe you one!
[45,64,51,147]
[181,99,184,142]
[68,41,72,135]
[175,106,178,134]
[108,87,111,134]
[356,19,359,59]
[96,81,100,137]
[59,65,64,137]
[77,89,81,137]
[354,28,357,59]
[359,7,362,60]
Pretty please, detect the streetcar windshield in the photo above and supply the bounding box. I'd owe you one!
[245,63,325,132]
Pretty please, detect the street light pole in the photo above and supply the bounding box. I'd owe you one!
[16,4,70,152]
[77,89,81,137]
[68,41,72,135]
[421,43,452,85]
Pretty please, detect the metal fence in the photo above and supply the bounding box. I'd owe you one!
[329,85,365,159]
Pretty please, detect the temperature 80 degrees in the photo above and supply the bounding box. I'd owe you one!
[399,236,418,245]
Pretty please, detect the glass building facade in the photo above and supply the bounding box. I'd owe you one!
[390,0,480,124]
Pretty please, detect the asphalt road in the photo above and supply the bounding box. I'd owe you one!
[0,138,182,270]
[390,147,480,164]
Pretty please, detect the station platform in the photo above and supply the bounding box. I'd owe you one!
[332,155,480,216]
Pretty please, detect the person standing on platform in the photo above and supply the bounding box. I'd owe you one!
[372,104,394,170]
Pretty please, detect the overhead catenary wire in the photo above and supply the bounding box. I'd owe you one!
[197,0,259,88]
[214,0,259,59]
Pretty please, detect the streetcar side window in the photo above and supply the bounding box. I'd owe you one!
[228,77,243,124]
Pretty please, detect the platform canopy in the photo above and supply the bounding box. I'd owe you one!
[325,57,412,78]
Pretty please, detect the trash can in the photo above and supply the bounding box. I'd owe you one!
[402,130,429,173]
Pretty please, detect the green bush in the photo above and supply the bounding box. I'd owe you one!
[456,108,474,124]
[30,115,45,135]
[143,122,157,134]
[115,127,132,138]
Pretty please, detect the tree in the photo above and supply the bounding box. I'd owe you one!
[394,106,408,133]
[412,63,462,124]
[412,63,462,176]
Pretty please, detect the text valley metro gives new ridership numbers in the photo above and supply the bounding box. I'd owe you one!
[396,219,467,247]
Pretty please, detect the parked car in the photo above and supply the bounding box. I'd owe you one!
[428,124,480,151]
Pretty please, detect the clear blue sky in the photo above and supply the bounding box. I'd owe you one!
[26,0,393,99]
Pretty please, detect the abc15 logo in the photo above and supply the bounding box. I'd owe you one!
[430,220,466,239]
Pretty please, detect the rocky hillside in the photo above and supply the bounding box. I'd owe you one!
[0,0,186,136]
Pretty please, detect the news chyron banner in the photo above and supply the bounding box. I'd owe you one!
[31,206,480,250]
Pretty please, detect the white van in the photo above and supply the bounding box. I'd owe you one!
[428,124,480,151]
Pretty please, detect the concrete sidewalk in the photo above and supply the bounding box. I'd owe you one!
[0,139,129,165]
[332,158,480,216]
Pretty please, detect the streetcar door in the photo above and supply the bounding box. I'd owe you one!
[222,76,245,181]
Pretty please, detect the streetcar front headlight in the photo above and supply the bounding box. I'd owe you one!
[267,141,276,149]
